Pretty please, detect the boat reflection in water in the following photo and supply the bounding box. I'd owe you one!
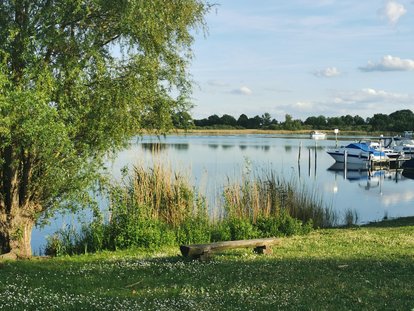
[328,162,369,180]
[327,162,403,191]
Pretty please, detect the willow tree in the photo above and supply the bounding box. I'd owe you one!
[0,0,209,258]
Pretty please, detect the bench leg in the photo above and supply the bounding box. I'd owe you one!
[254,245,272,255]
[198,251,212,262]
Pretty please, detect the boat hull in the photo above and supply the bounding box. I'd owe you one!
[327,151,370,164]
[402,158,414,170]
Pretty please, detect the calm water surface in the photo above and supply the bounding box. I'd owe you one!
[32,134,414,252]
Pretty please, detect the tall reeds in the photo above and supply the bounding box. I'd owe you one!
[127,163,201,227]
[107,161,209,248]
[223,168,336,228]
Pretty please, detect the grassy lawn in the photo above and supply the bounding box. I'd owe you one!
[0,218,413,311]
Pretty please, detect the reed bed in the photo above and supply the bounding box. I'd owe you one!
[223,169,335,228]
[46,162,336,255]
[123,163,202,227]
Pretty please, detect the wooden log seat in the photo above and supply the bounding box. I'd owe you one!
[180,237,281,261]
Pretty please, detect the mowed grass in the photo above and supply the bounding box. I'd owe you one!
[1,218,413,311]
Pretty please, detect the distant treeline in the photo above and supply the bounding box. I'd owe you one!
[172,109,414,133]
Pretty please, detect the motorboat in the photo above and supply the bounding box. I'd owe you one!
[360,139,402,159]
[327,142,388,164]
[374,135,414,157]
[391,137,414,156]
[310,131,326,139]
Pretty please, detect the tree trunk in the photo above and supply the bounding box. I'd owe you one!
[0,205,36,259]
[1,144,39,259]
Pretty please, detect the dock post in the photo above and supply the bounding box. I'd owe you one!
[334,128,339,147]
[314,141,317,178]
[344,150,347,176]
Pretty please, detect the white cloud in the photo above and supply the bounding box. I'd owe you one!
[231,86,252,96]
[292,101,315,111]
[313,67,341,77]
[380,1,407,24]
[281,88,414,119]
[359,55,414,72]
[332,88,411,104]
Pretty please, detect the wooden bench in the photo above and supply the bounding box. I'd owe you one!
[180,237,281,261]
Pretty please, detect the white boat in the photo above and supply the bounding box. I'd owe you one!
[310,131,326,139]
[375,135,414,157]
[360,139,401,159]
[327,142,388,164]
[391,137,414,156]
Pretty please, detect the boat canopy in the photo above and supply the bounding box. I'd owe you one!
[346,143,376,152]
[346,143,385,157]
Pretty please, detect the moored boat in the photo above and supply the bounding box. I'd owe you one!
[310,131,326,139]
[327,142,388,164]
[360,139,402,159]
[392,137,414,157]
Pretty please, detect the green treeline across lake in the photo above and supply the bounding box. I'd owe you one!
[172,109,414,132]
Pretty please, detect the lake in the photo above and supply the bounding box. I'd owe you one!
[32,133,414,253]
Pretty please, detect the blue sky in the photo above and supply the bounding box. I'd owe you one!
[189,0,414,121]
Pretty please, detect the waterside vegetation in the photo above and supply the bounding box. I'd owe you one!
[0,217,413,310]
[45,163,331,256]
[176,109,414,133]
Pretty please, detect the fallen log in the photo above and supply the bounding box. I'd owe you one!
[180,237,281,260]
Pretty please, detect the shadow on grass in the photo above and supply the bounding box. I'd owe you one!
[361,216,414,228]
[1,253,413,311]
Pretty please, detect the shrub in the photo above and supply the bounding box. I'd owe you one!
[255,216,283,237]
[112,218,175,249]
[222,217,259,241]
[175,216,211,245]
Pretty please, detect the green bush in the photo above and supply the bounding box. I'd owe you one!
[278,213,313,236]
[45,224,94,256]
[210,221,231,242]
[226,217,259,240]
[255,216,283,237]
[175,216,211,245]
[112,218,175,249]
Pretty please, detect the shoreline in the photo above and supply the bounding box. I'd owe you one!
[169,128,388,136]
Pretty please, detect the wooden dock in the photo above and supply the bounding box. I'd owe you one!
[371,156,410,169]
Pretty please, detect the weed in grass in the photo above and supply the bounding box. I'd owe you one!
[343,209,359,227]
